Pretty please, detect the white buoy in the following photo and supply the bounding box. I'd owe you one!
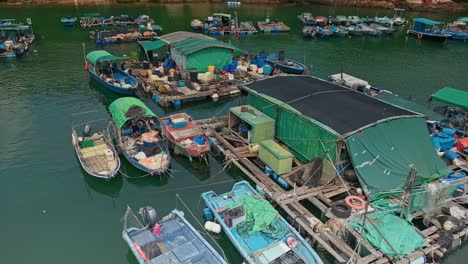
[204,221,221,233]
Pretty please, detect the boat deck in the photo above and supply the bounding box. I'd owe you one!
[257,21,291,33]
[80,139,116,174]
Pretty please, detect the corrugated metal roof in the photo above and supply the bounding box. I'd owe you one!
[171,38,239,55]
[157,31,213,45]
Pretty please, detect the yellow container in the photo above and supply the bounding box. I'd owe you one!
[208,65,215,73]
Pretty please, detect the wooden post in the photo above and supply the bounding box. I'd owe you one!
[400,168,417,221]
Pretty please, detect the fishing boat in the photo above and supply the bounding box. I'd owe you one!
[201,181,323,264]
[429,87,468,137]
[201,13,257,35]
[391,8,406,26]
[0,20,34,59]
[109,97,171,175]
[347,25,364,36]
[444,17,468,40]
[160,113,210,159]
[265,51,306,75]
[348,16,362,25]
[316,26,333,37]
[315,16,327,26]
[375,16,392,26]
[370,23,396,35]
[91,27,157,45]
[360,24,381,36]
[122,206,227,264]
[190,19,204,30]
[302,26,316,38]
[61,16,77,26]
[297,12,314,26]
[72,122,120,180]
[336,15,348,25]
[85,50,138,95]
[257,18,291,33]
[331,26,349,36]
[408,18,451,42]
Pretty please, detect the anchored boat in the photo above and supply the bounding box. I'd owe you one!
[302,26,317,38]
[61,16,77,26]
[408,18,451,41]
[85,50,138,95]
[201,181,323,264]
[161,113,210,159]
[122,206,227,264]
[297,12,314,26]
[391,8,406,26]
[331,26,349,36]
[109,97,171,175]
[265,51,306,75]
[72,122,120,180]
[444,17,468,40]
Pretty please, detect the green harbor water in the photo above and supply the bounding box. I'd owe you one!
[1,3,467,264]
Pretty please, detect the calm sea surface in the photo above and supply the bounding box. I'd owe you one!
[0,3,467,263]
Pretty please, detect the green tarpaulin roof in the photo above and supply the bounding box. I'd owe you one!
[431,87,468,109]
[458,17,468,23]
[108,97,156,128]
[86,50,123,65]
[413,18,442,25]
[171,38,240,56]
[138,40,167,52]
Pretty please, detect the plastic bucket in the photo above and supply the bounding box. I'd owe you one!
[194,135,206,145]
[208,65,215,73]
[203,208,214,221]
[263,65,272,75]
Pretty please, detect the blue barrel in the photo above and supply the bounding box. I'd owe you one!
[277,177,291,190]
[257,57,266,67]
[442,128,456,137]
[264,166,273,175]
[431,136,441,150]
[223,65,230,72]
[270,173,279,181]
[263,65,272,75]
[229,63,237,73]
[251,58,258,65]
[173,100,182,109]
[203,208,214,221]
[122,128,133,136]
[152,94,160,103]
[444,150,460,162]
[231,60,238,67]
[178,81,186,87]
[194,135,206,145]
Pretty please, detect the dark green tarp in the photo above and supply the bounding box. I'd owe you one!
[346,117,451,200]
[86,50,123,65]
[138,40,167,52]
[108,97,156,128]
[431,87,468,109]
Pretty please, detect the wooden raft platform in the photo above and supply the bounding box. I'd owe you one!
[201,123,468,264]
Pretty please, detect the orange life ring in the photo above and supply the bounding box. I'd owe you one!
[345,196,366,210]
[417,32,423,39]
[133,242,148,262]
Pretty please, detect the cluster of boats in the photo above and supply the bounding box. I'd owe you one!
[0,18,35,59]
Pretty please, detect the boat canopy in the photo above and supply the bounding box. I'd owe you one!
[431,87,468,109]
[457,17,468,23]
[108,97,156,128]
[138,40,167,53]
[158,31,213,45]
[413,18,442,25]
[213,13,231,19]
[86,50,123,65]
[243,75,450,200]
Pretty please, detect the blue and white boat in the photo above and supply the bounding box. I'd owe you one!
[61,16,77,26]
[109,97,171,175]
[201,181,323,264]
[122,207,227,264]
[408,18,451,42]
[85,50,138,95]
[265,52,306,75]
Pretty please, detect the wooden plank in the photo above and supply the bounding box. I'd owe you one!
[308,197,328,212]
[421,226,439,237]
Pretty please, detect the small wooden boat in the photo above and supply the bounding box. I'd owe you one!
[375,16,392,26]
[347,25,364,36]
[297,12,314,26]
[61,16,77,26]
[161,113,210,159]
[109,97,171,175]
[201,181,323,264]
[190,19,204,30]
[266,51,306,75]
[315,16,327,26]
[85,50,138,95]
[360,24,381,36]
[122,206,227,264]
[72,123,120,180]
[444,30,468,40]
[302,26,316,38]
[348,16,362,25]
[408,18,451,42]
[391,8,406,26]
[331,26,349,36]
[370,23,396,35]
[336,15,348,25]
[316,26,333,37]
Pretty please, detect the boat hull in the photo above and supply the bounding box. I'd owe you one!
[408,30,450,42]
[88,69,136,95]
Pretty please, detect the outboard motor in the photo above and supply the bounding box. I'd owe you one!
[278,50,285,61]
[139,206,158,227]
[83,124,92,138]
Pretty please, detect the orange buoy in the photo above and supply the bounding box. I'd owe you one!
[133,242,148,262]
[344,196,366,210]
[84,61,89,71]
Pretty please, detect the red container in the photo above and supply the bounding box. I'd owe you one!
[455,138,468,152]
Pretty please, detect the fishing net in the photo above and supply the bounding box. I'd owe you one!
[121,206,144,231]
